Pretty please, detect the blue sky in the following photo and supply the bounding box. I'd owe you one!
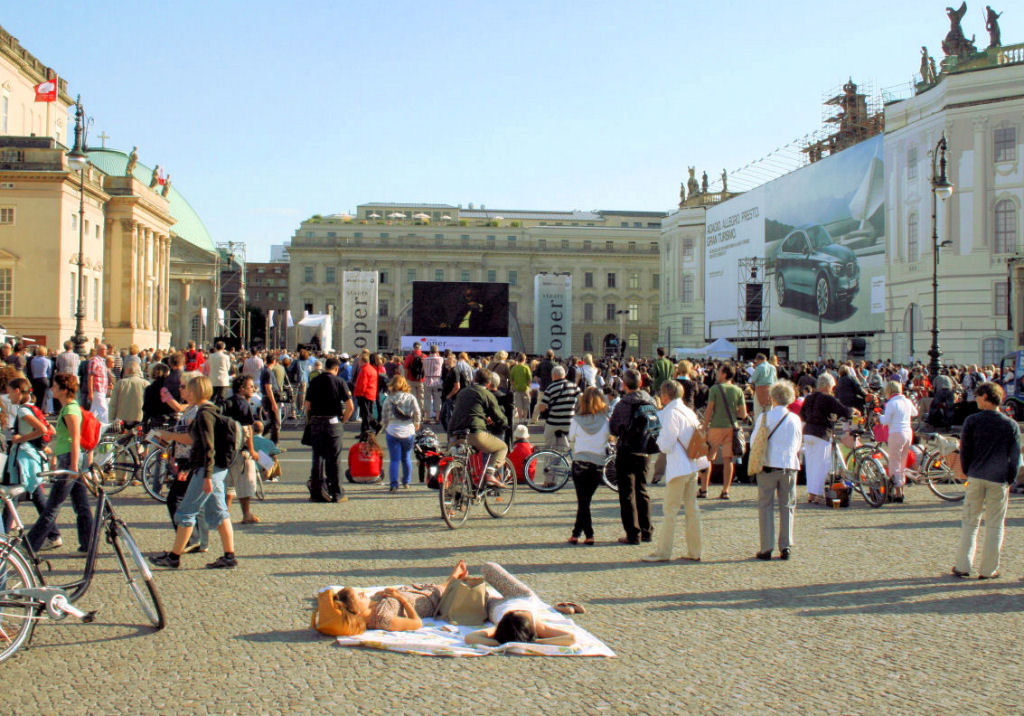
[5,1,1016,260]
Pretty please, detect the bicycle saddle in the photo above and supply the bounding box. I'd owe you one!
[0,484,26,501]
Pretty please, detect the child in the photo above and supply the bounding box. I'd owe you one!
[507,424,535,484]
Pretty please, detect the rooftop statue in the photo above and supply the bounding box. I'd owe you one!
[125,146,138,177]
[161,175,171,198]
[701,171,709,194]
[942,2,977,58]
[920,47,939,83]
[985,5,1002,48]
[721,169,728,194]
[679,182,686,208]
[687,166,700,198]
[149,165,160,188]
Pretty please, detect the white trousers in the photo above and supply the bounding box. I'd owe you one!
[802,434,830,497]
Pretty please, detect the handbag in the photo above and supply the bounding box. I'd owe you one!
[686,419,709,460]
[311,589,349,636]
[435,577,488,625]
[716,385,746,456]
[748,413,787,475]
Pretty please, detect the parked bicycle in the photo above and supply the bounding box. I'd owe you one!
[850,427,966,503]
[521,442,619,493]
[0,451,166,664]
[438,433,517,529]
[824,419,889,508]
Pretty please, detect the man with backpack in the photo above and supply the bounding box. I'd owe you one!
[404,342,426,416]
[609,369,660,545]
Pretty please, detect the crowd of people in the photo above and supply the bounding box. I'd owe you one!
[1,336,1021,580]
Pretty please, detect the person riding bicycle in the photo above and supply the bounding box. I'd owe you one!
[447,368,509,489]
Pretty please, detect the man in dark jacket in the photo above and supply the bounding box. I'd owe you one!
[952,381,1021,579]
[448,368,509,486]
[536,350,555,391]
[609,369,657,544]
[835,365,868,412]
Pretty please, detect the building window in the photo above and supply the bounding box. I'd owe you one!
[907,146,918,181]
[190,315,201,342]
[325,266,336,283]
[379,299,388,318]
[982,337,1006,365]
[0,95,7,133]
[0,207,14,225]
[627,333,639,350]
[907,214,919,263]
[407,268,416,283]
[507,236,516,247]
[303,266,314,283]
[628,304,639,321]
[584,303,594,321]
[487,236,496,249]
[379,270,389,284]
[538,239,547,250]
[628,272,639,289]
[460,270,470,282]
[504,270,516,286]
[649,241,658,252]
[354,231,363,238]
[434,269,444,281]
[652,273,660,290]
[584,272,594,288]
[583,239,592,251]
[71,213,77,231]
[510,301,518,316]
[460,234,470,240]
[377,331,389,351]
[605,241,614,251]
[607,272,616,288]
[487,269,497,283]
[628,241,637,252]
[681,274,695,303]
[561,239,570,250]
[93,278,99,321]
[994,127,1016,163]
[69,272,76,317]
[995,281,1009,316]
[606,303,616,321]
[0,267,11,316]
[304,302,313,314]
[682,238,694,259]
[682,317,693,335]
[583,333,593,352]
[379,232,389,239]
[994,200,1017,254]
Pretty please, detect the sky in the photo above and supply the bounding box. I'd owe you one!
[4,1,1017,260]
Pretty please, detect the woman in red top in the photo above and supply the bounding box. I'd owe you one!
[354,355,379,433]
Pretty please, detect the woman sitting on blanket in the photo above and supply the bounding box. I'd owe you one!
[333,561,576,646]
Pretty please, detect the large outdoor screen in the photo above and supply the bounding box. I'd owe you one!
[705,135,886,339]
[411,281,509,337]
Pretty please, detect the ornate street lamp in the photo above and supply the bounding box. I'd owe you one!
[928,133,954,378]
[66,95,91,357]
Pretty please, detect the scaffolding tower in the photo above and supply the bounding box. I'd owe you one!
[803,79,884,163]
[217,241,247,344]
[737,257,769,346]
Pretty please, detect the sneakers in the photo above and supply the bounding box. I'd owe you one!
[149,552,180,569]
[39,536,63,551]
[182,541,207,554]
[641,554,670,562]
[206,554,238,569]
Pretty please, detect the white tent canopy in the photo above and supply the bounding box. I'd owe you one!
[673,337,738,360]
[297,314,333,353]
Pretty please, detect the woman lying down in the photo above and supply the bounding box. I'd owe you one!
[332,561,578,646]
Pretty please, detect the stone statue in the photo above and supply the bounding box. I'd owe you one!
[721,169,728,193]
[161,175,171,197]
[125,146,138,177]
[679,182,686,208]
[985,6,1002,48]
[687,166,699,198]
[920,47,935,83]
[929,56,938,81]
[701,171,709,194]
[149,165,160,188]
[942,2,977,58]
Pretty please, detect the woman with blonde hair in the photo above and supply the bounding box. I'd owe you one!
[566,386,610,544]
[382,374,421,492]
[580,354,602,389]
[880,380,918,502]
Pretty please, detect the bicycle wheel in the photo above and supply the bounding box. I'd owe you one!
[522,450,570,492]
[109,522,165,630]
[254,469,265,501]
[602,453,619,491]
[0,540,42,664]
[856,456,888,508]
[95,439,139,495]
[484,462,516,518]
[924,453,966,502]
[141,448,172,503]
[439,462,471,529]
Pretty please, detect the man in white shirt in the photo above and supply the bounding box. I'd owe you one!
[205,341,232,399]
[55,341,80,376]
[242,349,264,380]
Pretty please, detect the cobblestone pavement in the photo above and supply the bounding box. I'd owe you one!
[4,425,1024,715]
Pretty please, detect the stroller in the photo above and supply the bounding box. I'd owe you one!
[414,428,448,489]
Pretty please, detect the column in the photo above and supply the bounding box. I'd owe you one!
[972,117,988,252]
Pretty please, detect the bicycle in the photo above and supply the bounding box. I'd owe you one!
[823,419,889,508]
[521,438,619,493]
[90,423,146,495]
[438,434,517,529]
[851,429,966,503]
[0,451,166,664]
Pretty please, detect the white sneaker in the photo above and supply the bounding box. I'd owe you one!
[40,536,63,551]
[641,553,669,562]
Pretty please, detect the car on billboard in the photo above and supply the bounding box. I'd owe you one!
[774,224,860,318]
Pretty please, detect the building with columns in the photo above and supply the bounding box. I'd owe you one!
[288,203,666,356]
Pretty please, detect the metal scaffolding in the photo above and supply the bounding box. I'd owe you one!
[217,241,247,344]
[737,257,769,345]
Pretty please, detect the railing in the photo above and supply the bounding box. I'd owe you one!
[291,234,658,254]
[997,43,1024,66]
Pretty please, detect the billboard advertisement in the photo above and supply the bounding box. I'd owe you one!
[533,273,572,356]
[405,281,511,353]
[705,135,886,339]
[340,271,378,352]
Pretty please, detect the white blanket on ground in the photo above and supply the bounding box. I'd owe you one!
[316,585,615,658]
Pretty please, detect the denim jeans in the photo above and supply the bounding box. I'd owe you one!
[173,466,230,529]
[167,469,210,550]
[27,453,92,553]
[309,419,345,500]
[386,432,414,488]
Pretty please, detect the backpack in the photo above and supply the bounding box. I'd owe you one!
[391,397,415,422]
[209,407,244,469]
[80,408,102,451]
[627,401,662,454]
[25,405,56,447]
[408,354,425,381]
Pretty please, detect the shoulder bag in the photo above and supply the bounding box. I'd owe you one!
[717,384,746,457]
[685,412,709,460]
[748,412,787,475]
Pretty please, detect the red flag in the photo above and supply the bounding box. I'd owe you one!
[157,166,165,185]
[34,78,57,102]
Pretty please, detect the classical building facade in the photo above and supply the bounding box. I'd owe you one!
[288,203,665,356]
[0,25,71,146]
[246,262,289,347]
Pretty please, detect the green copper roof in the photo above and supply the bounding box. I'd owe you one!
[86,148,215,252]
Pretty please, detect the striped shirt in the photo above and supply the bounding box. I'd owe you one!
[541,379,579,428]
[88,355,110,395]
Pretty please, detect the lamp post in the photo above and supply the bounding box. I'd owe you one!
[616,308,629,359]
[928,133,954,378]
[66,95,90,357]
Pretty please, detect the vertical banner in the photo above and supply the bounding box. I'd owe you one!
[341,271,378,353]
[533,274,572,356]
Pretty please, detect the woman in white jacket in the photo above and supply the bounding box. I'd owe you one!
[642,381,704,562]
[880,381,918,502]
[567,387,611,544]
[750,380,803,560]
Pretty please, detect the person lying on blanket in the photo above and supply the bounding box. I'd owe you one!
[332,561,576,646]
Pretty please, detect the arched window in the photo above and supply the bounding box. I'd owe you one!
[902,303,923,333]
[583,332,593,353]
[994,200,1017,254]
[907,214,919,263]
[981,337,1006,366]
[681,274,694,304]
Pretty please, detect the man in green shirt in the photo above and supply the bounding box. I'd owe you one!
[701,362,747,499]
[650,347,674,394]
[749,353,778,421]
[508,352,532,422]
